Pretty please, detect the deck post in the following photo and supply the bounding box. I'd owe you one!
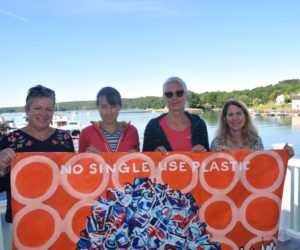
[279,164,291,241]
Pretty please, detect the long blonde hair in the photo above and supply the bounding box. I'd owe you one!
[215,99,259,146]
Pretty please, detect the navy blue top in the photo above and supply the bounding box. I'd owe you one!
[142,112,209,152]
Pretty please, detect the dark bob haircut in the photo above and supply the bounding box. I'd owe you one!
[96,87,122,107]
[26,85,56,108]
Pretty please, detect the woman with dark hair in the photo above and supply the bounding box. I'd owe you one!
[79,87,139,153]
[143,76,209,154]
[210,98,294,158]
[0,85,74,223]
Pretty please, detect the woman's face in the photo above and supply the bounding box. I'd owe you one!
[164,81,187,112]
[224,104,246,133]
[97,96,121,125]
[25,97,54,131]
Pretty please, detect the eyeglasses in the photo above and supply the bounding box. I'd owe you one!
[164,90,185,99]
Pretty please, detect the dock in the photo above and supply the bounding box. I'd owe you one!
[0,117,17,137]
[146,108,203,114]
[258,110,300,117]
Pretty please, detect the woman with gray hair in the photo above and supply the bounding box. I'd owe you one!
[143,76,209,154]
[0,85,74,223]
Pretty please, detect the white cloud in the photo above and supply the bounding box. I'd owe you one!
[0,9,29,22]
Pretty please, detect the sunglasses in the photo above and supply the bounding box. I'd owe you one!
[164,90,185,99]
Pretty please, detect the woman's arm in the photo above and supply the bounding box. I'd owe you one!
[0,148,15,176]
[78,129,88,153]
[284,144,294,159]
[142,122,156,152]
[210,138,230,152]
[0,148,15,192]
[133,128,140,152]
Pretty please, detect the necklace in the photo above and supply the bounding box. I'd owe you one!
[23,126,50,139]
[234,144,246,149]
[37,129,51,139]
[231,141,246,150]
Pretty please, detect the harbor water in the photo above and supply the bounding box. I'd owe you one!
[1,109,299,158]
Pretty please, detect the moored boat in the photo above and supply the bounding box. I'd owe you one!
[51,114,81,138]
[0,117,17,137]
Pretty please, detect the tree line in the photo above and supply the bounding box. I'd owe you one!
[189,79,300,108]
[0,79,299,113]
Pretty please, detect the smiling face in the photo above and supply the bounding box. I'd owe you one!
[224,104,246,133]
[164,80,187,112]
[97,96,121,125]
[25,97,54,131]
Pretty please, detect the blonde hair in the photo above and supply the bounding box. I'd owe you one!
[215,98,259,146]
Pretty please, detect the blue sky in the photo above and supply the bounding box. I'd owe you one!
[1,0,300,107]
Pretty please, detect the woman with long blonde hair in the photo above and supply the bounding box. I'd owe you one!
[211,98,294,158]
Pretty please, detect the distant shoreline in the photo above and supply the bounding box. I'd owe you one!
[1,105,299,117]
[145,108,203,114]
[148,108,300,117]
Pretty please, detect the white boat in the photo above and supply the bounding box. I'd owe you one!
[51,114,81,138]
[146,108,156,113]
[0,117,17,136]
[249,109,260,117]
[17,113,81,138]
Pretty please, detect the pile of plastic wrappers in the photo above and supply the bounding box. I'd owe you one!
[77,177,220,250]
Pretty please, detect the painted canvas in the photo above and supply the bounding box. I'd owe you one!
[11,150,288,249]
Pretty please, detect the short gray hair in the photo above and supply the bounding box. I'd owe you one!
[26,85,56,108]
[162,76,187,95]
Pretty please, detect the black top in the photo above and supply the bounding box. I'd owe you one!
[0,128,74,222]
[142,112,209,152]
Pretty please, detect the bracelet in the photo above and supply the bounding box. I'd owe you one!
[0,168,9,177]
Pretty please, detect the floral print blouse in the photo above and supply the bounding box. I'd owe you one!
[210,136,264,152]
[0,128,74,223]
[0,129,74,152]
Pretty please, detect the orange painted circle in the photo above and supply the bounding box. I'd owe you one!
[118,159,151,186]
[220,243,234,250]
[246,197,279,231]
[16,163,53,198]
[160,160,192,190]
[204,159,235,189]
[67,158,104,193]
[72,206,93,236]
[17,209,54,247]
[245,156,279,189]
[205,201,232,229]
